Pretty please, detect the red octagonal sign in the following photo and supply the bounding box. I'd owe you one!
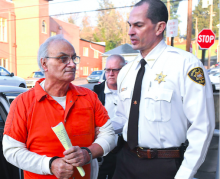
[197,29,215,49]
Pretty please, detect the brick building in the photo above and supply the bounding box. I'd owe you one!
[78,39,105,77]
[0,0,104,79]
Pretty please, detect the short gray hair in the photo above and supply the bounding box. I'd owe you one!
[37,35,74,73]
[106,54,126,68]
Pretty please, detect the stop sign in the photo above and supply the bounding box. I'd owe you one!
[197,29,215,49]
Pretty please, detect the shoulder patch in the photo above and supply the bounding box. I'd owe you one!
[187,67,205,86]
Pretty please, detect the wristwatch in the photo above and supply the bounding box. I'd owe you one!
[49,156,60,170]
[81,147,92,165]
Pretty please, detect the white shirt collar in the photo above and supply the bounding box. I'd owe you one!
[134,39,167,69]
[104,81,112,94]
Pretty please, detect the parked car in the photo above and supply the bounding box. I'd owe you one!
[0,85,28,179]
[87,70,104,83]
[25,71,45,88]
[0,66,26,88]
[98,70,106,84]
[209,72,220,92]
[207,67,220,75]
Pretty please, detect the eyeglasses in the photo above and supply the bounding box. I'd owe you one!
[104,68,121,73]
[45,55,80,64]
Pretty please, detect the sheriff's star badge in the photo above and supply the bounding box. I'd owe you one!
[155,72,167,84]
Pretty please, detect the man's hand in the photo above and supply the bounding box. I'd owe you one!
[95,127,100,139]
[51,158,74,179]
[63,146,90,167]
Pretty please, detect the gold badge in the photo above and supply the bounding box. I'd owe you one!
[187,67,205,86]
[147,59,155,61]
[155,72,167,84]
[133,101,137,105]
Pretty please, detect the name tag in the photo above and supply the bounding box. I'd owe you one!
[121,87,127,92]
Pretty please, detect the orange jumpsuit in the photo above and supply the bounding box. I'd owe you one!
[4,78,109,179]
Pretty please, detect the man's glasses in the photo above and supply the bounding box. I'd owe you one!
[45,55,80,64]
[104,68,121,73]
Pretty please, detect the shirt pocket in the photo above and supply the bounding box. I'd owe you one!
[69,107,94,135]
[144,88,173,122]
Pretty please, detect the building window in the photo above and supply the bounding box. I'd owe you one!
[83,67,88,75]
[0,58,8,69]
[94,50,99,58]
[0,18,7,42]
[42,20,46,33]
[51,31,56,36]
[83,47,89,57]
[94,68,98,71]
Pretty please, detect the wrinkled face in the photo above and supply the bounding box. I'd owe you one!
[43,40,76,83]
[105,58,122,88]
[128,3,157,56]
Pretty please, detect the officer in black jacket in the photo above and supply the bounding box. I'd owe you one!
[93,54,126,179]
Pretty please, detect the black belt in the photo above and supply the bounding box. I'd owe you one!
[124,142,181,159]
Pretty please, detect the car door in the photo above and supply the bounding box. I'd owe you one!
[0,93,24,179]
[212,72,220,90]
[0,67,16,86]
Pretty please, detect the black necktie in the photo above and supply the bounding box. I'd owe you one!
[127,58,146,149]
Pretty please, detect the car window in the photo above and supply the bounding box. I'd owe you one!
[213,73,220,76]
[28,71,44,78]
[103,73,106,80]
[0,67,10,76]
[91,71,102,75]
[34,71,44,78]
[0,104,6,141]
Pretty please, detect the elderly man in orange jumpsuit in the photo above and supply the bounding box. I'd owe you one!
[3,35,115,179]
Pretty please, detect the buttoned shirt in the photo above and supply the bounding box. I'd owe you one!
[104,81,119,144]
[111,40,215,179]
[104,82,118,118]
[3,78,115,179]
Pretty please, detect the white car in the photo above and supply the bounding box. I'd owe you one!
[87,70,104,83]
[98,70,106,84]
[25,71,45,88]
[209,72,220,92]
[0,66,26,88]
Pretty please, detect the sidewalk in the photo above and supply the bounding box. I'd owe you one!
[71,77,87,86]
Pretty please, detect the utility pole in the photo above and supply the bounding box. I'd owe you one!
[186,0,192,52]
[167,0,170,45]
[195,17,198,58]
[218,23,220,63]
[208,2,213,69]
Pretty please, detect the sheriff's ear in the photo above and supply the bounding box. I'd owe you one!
[41,58,48,72]
[155,21,166,36]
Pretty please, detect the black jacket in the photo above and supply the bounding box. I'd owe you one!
[93,81,105,105]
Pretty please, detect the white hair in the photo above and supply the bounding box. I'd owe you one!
[106,54,126,68]
[37,35,74,74]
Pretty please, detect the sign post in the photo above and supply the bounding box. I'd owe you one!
[197,29,215,66]
[166,19,178,46]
